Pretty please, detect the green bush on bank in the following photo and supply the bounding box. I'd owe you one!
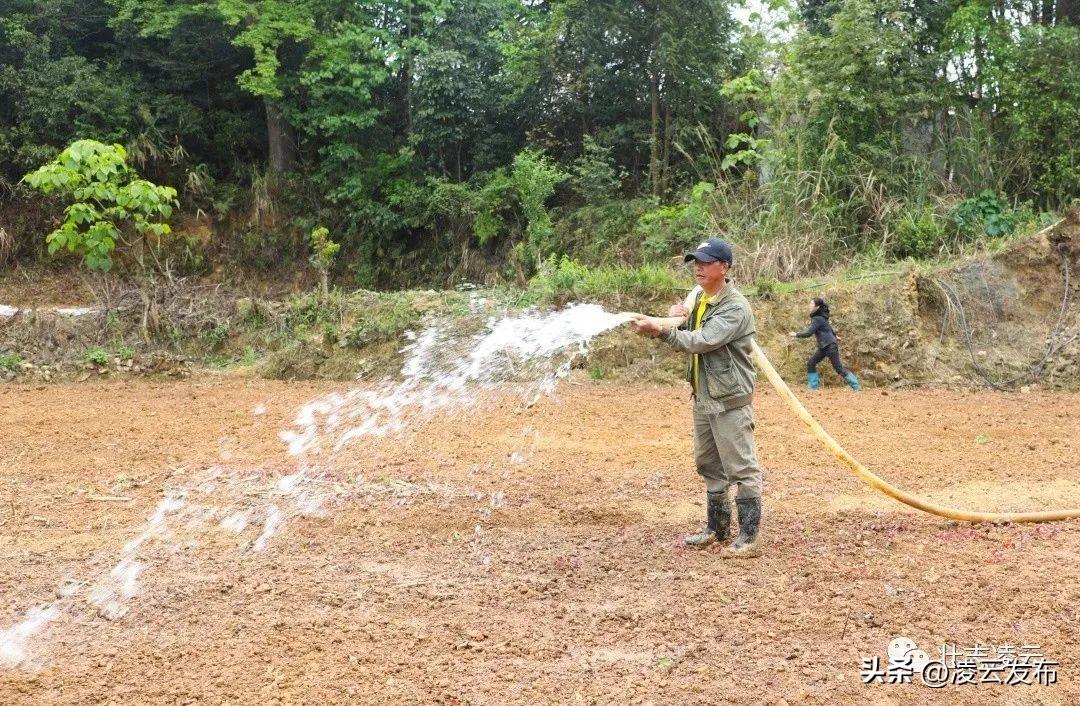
[0,351,24,370]
[529,256,688,302]
[894,193,1052,261]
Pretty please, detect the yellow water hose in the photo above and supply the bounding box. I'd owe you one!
[749,340,1080,524]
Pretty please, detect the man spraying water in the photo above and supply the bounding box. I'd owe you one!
[626,239,763,558]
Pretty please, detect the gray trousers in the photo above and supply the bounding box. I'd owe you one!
[693,405,763,499]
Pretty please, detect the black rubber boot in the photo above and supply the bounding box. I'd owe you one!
[723,496,762,558]
[684,490,731,547]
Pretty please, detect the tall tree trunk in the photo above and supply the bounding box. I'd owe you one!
[649,70,660,198]
[661,102,672,197]
[943,111,954,187]
[1058,0,1079,24]
[402,62,414,135]
[265,100,297,173]
[973,21,984,103]
[404,0,415,135]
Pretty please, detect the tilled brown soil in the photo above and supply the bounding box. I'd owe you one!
[1,377,1078,704]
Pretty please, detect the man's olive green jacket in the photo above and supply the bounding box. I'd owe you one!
[663,280,757,413]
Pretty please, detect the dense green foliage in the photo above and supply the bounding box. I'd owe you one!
[23,139,178,270]
[1,0,1077,287]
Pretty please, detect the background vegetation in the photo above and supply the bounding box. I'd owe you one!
[1,0,1076,290]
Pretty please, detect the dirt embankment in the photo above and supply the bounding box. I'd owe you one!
[2,215,1078,389]
[754,215,1079,389]
[591,214,1079,390]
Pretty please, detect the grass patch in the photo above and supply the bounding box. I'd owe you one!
[80,347,110,366]
[268,288,475,358]
[0,351,23,370]
[79,344,142,367]
[529,256,689,303]
[343,292,425,348]
[281,289,463,346]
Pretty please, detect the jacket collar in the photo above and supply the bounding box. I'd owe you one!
[699,278,734,306]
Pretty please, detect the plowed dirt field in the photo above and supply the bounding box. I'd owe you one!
[1,378,1078,704]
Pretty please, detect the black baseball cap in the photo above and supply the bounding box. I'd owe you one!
[684,239,733,265]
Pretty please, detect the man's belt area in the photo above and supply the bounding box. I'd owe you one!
[717,392,753,411]
[694,391,753,411]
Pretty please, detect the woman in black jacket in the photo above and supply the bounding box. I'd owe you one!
[788,297,861,390]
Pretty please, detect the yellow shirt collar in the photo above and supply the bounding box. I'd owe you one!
[701,278,733,306]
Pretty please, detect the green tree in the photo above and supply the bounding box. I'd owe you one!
[1,0,1076,285]
[516,0,738,197]
[0,1,139,176]
[307,225,340,298]
[511,149,568,262]
[23,139,178,271]
[998,23,1080,203]
[109,0,320,172]
[408,0,520,179]
[572,136,623,203]
[939,2,1079,204]
[782,0,934,169]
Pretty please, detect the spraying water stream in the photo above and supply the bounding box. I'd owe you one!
[0,301,630,669]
